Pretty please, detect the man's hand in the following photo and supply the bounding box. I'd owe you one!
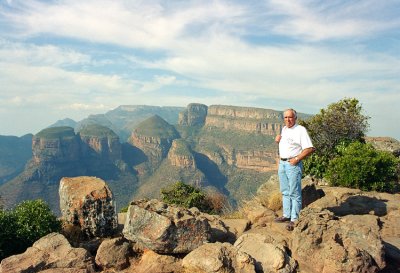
[275,134,282,143]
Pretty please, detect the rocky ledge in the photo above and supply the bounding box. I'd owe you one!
[1,176,399,273]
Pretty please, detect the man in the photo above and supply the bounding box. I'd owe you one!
[274,108,314,231]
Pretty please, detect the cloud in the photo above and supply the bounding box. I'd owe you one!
[264,0,400,40]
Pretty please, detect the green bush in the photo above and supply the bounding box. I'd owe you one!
[161,182,212,213]
[326,142,399,192]
[0,199,62,260]
[299,98,369,178]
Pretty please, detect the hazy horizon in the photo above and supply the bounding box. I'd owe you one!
[1,1,399,139]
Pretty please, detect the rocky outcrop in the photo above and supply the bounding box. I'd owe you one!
[129,115,179,164]
[167,139,196,168]
[3,179,400,273]
[59,176,117,238]
[182,242,256,273]
[79,124,122,162]
[292,208,385,273]
[205,105,283,135]
[365,136,400,156]
[32,126,81,164]
[122,199,211,254]
[95,237,132,271]
[234,233,297,273]
[178,103,208,126]
[0,233,95,273]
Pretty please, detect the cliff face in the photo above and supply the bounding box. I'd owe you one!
[168,139,196,169]
[178,103,208,126]
[205,105,283,135]
[80,136,121,161]
[129,115,179,165]
[130,134,174,164]
[32,130,81,164]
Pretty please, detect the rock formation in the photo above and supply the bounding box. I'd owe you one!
[178,103,208,126]
[59,176,117,238]
[2,175,400,273]
[129,115,180,165]
[205,105,283,135]
[32,126,81,164]
[0,233,95,273]
[122,199,211,254]
[167,139,196,169]
[79,124,122,162]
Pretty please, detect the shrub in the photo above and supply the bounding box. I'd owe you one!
[299,98,369,178]
[161,182,213,213]
[326,142,399,192]
[0,199,61,260]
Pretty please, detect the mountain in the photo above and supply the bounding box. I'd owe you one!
[0,134,33,186]
[48,118,77,129]
[76,105,185,142]
[0,103,315,214]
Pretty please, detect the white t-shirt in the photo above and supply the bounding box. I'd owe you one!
[279,124,313,158]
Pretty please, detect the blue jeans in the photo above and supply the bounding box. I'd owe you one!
[278,160,303,221]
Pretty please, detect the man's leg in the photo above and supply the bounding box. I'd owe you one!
[287,162,303,221]
[278,162,291,219]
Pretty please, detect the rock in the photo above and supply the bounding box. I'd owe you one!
[178,103,208,126]
[59,176,118,238]
[291,208,385,273]
[79,124,122,162]
[205,105,283,135]
[234,233,297,273]
[0,233,95,273]
[123,199,211,254]
[130,249,183,273]
[167,139,196,169]
[95,237,132,271]
[129,115,179,164]
[32,127,81,164]
[221,218,250,243]
[241,199,277,226]
[182,242,256,273]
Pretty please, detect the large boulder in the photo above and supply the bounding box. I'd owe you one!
[234,233,297,273]
[59,176,118,238]
[0,233,95,273]
[122,199,211,254]
[291,208,385,273]
[95,237,132,271]
[182,242,256,273]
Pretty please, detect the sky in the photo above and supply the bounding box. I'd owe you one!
[0,0,399,139]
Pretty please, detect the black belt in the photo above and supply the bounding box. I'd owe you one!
[280,158,292,161]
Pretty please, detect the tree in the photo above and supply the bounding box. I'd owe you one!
[301,98,369,155]
[299,98,370,178]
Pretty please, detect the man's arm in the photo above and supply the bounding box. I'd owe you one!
[290,147,315,165]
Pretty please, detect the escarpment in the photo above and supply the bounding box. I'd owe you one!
[205,105,283,135]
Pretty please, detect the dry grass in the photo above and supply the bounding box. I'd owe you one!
[267,191,282,211]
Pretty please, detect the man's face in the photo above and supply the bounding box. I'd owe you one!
[284,110,296,128]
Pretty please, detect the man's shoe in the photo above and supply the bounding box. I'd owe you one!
[286,221,295,231]
[274,216,290,223]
